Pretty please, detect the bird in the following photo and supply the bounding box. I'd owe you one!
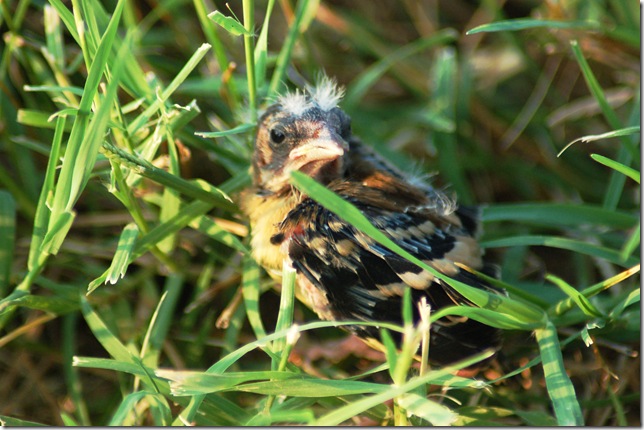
[240,77,502,366]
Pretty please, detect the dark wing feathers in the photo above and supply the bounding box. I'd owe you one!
[280,196,502,365]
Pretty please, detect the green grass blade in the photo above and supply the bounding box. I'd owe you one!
[61,314,90,425]
[620,223,640,262]
[189,214,248,253]
[157,370,305,396]
[100,142,236,211]
[482,203,637,229]
[551,264,640,317]
[238,378,385,397]
[545,274,604,318]
[27,115,64,269]
[398,392,457,426]
[140,274,183,367]
[208,10,251,36]
[80,296,134,363]
[535,321,584,425]
[195,123,254,138]
[570,41,629,136]
[88,223,139,293]
[73,356,152,376]
[558,125,640,157]
[126,43,211,135]
[0,191,16,295]
[40,210,76,255]
[49,0,125,218]
[271,262,297,369]
[253,0,276,94]
[267,0,313,97]
[591,153,640,184]
[47,0,80,44]
[241,254,267,339]
[429,305,540,330]
[313,350,493,426]
[608,288,640,319]
[482,235,638,267]
[0,415,47,426]
[44,4,65,70]
[108,391,150,425]
[570,40,637,210]
[242,0,257,119]
[24,84,84,96]
[467,18,602,34]
[430,47,473,204]
[158,119,181,253]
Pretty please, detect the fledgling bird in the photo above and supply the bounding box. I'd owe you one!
[241,77,502,365]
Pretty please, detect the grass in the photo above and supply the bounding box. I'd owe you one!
[0,0,640,426]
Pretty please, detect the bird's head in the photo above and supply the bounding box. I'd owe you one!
[251,78,352,194]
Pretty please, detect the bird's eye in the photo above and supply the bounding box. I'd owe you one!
[270,128,286,144]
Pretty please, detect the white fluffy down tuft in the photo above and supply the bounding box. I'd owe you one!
[278,90,312,116]
[277,76,345,115]
[307,76,345,111]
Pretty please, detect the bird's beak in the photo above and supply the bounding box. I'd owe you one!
[287,128,347,183]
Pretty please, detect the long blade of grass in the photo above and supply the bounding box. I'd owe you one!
[620,224,640,262]
[27,115,65,271]
[535,321,584,425]
[467,18,602,34]
[100,142,236,211]
[126,43,211,136]
[79,297,160,391]
[557,125,640,157]
[241,254,267,339]
[545,274,604,318]
[48,0,126,220]
[140,274,183,368]
[157,369,306,396]
[80,296,134,363]
[570,40,637,210]
[551,264,640,317]
[0,191,16,295]
[242,0,257,119]
[430,47,474,204]
[0,416,47,426]
[482,202,637,229]
[481,235,638,267]
[62,314,90,425]
[195,123,254,138]
[267,0,316,97]
[312,350,493,426]
[208,10,252,36]
[171,319,404,424]
[591,154,640,184]
[398,392,457,426]
[271,262,297,369]
[237,378,386,397]
[107,391,150,426]
[253,0,276,94]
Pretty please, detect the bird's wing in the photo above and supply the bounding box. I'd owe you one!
[276,194,501,364]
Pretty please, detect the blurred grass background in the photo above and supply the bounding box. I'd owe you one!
[0,0,640,426]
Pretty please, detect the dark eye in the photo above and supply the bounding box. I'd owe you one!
[270,128,286,144]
